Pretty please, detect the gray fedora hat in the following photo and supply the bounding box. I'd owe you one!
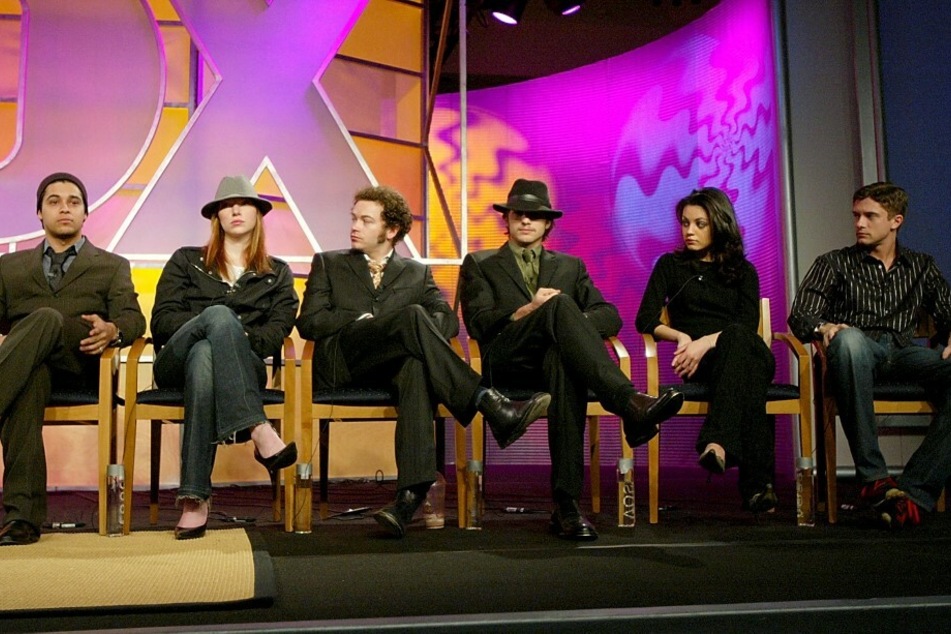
[201,175,273,218]
[492,178,563,218]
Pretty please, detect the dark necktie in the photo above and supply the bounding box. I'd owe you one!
[521,249,538,294]
[47,247,73,292]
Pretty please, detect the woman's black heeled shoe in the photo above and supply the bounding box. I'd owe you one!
[175,523,207,540]
[254,442,298,499]
[698,448,726,475]
[743,484,778,513]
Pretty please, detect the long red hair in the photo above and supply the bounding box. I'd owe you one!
[204,212,272,278]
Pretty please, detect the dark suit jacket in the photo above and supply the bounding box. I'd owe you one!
[0,240,146,378]
[296,249,458,386]
[459,243,622,350]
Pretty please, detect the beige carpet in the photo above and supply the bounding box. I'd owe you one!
[0,528,273,612]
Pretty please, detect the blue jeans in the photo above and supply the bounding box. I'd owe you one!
[827,327,951,511]
[153,305,267,501]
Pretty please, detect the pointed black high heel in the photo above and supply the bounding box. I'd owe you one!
[254,442,298,499]
[698,447,726,475]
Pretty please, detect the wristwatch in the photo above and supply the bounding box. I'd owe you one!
[108,329,124,348]
[814,321,827,337]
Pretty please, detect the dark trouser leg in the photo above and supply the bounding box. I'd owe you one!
[176,341,218,501]
[484,294,632,411]
[542,345,588,502]
[391,358,437,491]
[826,328,888,482]
[338,306,483,423]
[0,308,69,528]
[881,344,951,511]
[694,325,776,499]
[1,364,52,528]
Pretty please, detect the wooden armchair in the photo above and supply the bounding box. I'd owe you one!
[641,298,813,523]
[811,317,944,524]
[466,336,632,524]
[120,336,296,534]
[290,338,469,531]
[43,346,121,535]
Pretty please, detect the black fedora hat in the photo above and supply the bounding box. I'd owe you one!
[492,179,563,218]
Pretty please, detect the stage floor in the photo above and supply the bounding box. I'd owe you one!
[6,470,951,632]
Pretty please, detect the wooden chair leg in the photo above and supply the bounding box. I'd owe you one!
[149,420,162,525]
[454,420,468,528]
[588,416,600,514]
[319,419,330,520]
[823,404,838,524]
[648,434,660,524]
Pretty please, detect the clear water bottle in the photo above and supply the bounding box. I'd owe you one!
[617,458,635,528]
[106,464,124,536]
[796,456,816,527]
[465,460,483,530]
[422,472,446,529]
[293,463,313,534]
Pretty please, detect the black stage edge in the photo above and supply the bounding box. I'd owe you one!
[4,468,951,633]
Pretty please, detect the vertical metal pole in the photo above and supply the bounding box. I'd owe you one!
[459,0,468,256]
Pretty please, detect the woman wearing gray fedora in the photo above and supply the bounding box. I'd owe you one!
[150,175,299,539]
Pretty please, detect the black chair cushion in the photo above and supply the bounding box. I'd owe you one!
[660,382,801,402]
[872,381,930,401]
[313,387,395,406]
[49,389,124,407]
[135,387,284,406]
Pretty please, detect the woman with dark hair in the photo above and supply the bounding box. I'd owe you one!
[151,176,299,539]
[635,187,777,512]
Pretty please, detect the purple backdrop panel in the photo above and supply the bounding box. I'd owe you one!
[435,0,788,469]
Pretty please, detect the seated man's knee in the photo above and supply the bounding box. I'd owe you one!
[827,327,872,363]
[25,306,64,329]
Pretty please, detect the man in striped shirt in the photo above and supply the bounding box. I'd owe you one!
[789,182,951,529]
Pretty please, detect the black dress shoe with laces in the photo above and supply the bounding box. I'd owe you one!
[620,388,684,447]
[373,487,426,538]
[0,519,40,546]
[479,388,551,449]
[550,499,598,541]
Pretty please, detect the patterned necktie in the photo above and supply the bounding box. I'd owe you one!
[47,246,73,292]
[368,259,385,289]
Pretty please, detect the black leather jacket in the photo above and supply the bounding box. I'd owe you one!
[151,247,298,358]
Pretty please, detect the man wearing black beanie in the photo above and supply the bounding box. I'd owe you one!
[0,172,145,545]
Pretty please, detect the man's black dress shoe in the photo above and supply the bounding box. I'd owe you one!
[550,499,598,541]
[373,487,425,538]
[174,523,208,540]
[620,388,684,447]
[0,519,40,546]
[479,388,551,449]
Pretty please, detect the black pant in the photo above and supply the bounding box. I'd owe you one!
[692,324,776,500]
[0,308,90,528]
[320,306,483,491]
[482,294,634,502]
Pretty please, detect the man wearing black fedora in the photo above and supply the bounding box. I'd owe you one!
[459,178,683,541]
[0,172,145,546]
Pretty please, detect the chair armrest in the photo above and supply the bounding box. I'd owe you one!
[123,337,151,407]
[606,336,630,379]
[97,346,120,408]
[641,333,660,396]
[467,338,483,374]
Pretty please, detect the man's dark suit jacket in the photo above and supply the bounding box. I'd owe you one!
[0,240,146,378]
[459,243,622,350]
[296,249,458,387]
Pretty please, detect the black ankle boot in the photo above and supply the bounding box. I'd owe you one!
[373,488,426,537]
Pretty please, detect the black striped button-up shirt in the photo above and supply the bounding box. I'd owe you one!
[788,244,951,347]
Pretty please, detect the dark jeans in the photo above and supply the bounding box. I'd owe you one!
[153,305,267,501]
[827,327,951,511]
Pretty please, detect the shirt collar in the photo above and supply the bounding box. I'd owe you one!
[363,249,394,264]
[43,236,85,255]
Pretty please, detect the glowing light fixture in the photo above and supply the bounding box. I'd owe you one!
[486,0,529,25]
[544,0,585,16]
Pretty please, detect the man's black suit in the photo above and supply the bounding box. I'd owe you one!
[460,244,634,502]
[296,249,483,491]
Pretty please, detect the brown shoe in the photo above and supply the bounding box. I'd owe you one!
[0,520,40,546]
